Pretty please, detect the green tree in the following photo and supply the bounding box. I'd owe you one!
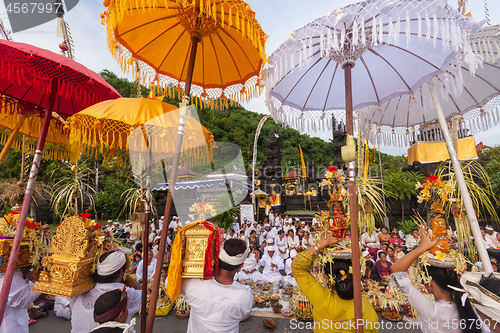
[383,171,424,222]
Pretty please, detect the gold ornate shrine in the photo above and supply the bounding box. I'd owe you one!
[33,215,97,298]
[0,239,31,272]
[180,223,216,278]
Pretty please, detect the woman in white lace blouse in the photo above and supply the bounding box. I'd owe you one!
[70,249,142,333]
[391,227,485,333]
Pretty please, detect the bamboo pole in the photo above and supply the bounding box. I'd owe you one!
[431,89,493,272]
[0,78,58,325]
[344,62,364,333]
[140,126,152,333]
[144,34,200,333]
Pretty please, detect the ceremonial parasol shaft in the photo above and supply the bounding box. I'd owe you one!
[431,89,493,272]
[141,151,151,333]
[144,35,200,333]
[0,115,26,165]
[0,78,58,325]
[344,63,364,333]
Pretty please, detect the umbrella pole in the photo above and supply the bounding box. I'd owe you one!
[0,77,58,325]
[145,35,200,333]
[141,147,152,333]
[430,89,493,272]
[344,62,364,333]
[0,115,27,166]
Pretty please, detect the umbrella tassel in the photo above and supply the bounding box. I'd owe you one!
[387,16,394,45]
[229,7,232,27]
[353,19,358,46]
[361,18,366,46]
[395,15,401,45]
[406,11,411,48]
[378,16,383,44]
[441,19,447,52]
[425,14,431,43]
[221,5,224,27]
[417,13,422,41]
[340,25,346,48]
[235,10,239,31]
[433,13,438,48]
[372,16,377,46]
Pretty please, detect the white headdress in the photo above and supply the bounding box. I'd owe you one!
[96,249,127,276]
[90,318,136,333]
[447,272,500,322]
[219,239,250,266]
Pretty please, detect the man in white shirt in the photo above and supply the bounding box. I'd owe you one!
[405,229,420,250]
[0,267,40,333]
[301,221,310,233]
[283,250,298,286]
[283,221,295,235]
[182,238,253,333]
[226,229,236,240]
[236,248,262,282]
[259,247,284,284]
[259,224,271,247]
[485,225,497,242]
[283,214,293,225]
[268,212,275,225]
[311,216,318,226]
[231,217,240,234]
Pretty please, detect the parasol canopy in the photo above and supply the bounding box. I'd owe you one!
[359,57,500,147]
[68,97,215,167]
[264,0,478,133]
[470,24,500,64]
[0,95,68,145]
[101,0,267,103]
[0,39,121,116]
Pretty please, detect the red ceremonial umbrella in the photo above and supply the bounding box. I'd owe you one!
[0,39,121,325]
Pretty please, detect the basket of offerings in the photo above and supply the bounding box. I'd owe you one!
[175,297,190,318]
[0,210,50,275]
[402,303,419,322]
[379,287,406,321]
[255,294,268,308]
[33,212,119,298]
[291,291,313,321]
[270,294,281,308]
[363,281,383,312]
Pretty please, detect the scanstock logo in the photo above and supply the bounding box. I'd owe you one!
[3,0,79,33]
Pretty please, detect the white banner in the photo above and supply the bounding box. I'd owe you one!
[240,204,254,224]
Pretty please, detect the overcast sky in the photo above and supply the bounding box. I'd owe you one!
[1,0,499,156]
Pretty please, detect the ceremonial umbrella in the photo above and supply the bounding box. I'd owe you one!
[101,2,267,331]
[358,30,500,273]
[0,39,120,325]
[264,1,476,329]
[68,97,215,325]
[0,94,71,164]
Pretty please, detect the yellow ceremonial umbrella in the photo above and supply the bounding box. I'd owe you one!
[101,2,267,331]
[101,0,267,104]
[0,95,70,164]
[67,97,215,168]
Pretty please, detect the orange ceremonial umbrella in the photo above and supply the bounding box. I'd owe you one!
[100,2,267,331]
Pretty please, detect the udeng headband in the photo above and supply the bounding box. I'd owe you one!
[218,240,249,266]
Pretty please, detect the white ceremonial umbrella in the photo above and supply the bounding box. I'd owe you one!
[470,24,500,64]
[264,1,482,327]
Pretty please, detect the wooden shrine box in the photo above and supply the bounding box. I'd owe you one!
[33,216,96,298]
[180,223,216,278]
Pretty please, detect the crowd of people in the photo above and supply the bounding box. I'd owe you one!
[3,210,500,333]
